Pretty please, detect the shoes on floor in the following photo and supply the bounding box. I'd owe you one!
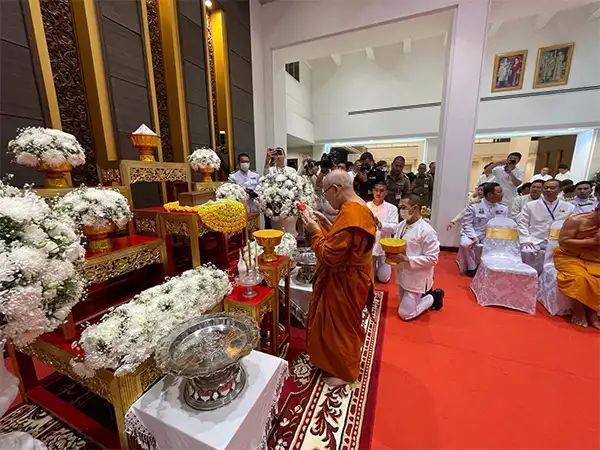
[429,288,444,311]
[465,269,477,277]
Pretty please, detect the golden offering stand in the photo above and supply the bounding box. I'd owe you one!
[129,132,160,162]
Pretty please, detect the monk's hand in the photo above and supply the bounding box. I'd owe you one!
[312,210,331,227]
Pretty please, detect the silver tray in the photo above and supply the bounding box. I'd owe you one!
[155,313,259,379]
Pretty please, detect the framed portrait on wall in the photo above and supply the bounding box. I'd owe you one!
[533,43,575,88]
[491,50,528,92]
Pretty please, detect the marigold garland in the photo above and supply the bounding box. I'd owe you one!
[163,199,247,233]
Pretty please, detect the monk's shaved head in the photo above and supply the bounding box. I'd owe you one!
[323,169,353,190]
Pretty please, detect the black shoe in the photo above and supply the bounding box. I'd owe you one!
[465,269,477,278]
[429,288,444,311]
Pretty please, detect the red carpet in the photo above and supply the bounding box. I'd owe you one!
[371,251,600,449]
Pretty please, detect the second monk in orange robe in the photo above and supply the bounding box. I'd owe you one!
[300,170,377,386]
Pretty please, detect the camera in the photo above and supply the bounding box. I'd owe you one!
[275,148,284,156]
[320,158,334,174]
[360,165,370,174]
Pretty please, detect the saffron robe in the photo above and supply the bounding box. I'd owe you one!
[554,218,600,311]
[308,201,377,382]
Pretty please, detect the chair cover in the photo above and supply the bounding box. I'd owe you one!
[521,246,545,275]
[537,220,572,316]
[471,217,538,314]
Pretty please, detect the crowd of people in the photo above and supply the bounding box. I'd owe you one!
[226,147,599,387]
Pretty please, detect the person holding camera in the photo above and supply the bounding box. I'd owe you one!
[492,152,524,206]
[263,147,288,174]
[353,152,386,201]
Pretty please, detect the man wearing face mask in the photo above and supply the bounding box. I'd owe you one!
[367,183,399,283]
[299,170,377,387]
[385,195,444,320]
[229,153,260,213]
[459,182,509,276]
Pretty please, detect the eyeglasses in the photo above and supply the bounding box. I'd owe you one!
[323,184,340,194]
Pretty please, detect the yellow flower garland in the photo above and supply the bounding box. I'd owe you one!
[163,199,247,233]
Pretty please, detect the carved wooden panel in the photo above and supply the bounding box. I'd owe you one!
[146,0,173,162]
[39,0,99,186]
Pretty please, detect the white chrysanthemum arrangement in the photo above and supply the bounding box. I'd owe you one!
[256,167,315,218]
[71,265,232,377]
[56,187,133,229]
[0,181,86,347]
[216,182,248,204]
[8,127,86,168]
[188,146,221,171]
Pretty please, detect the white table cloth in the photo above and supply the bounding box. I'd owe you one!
[279,268,312,326]
[125,351,288,450]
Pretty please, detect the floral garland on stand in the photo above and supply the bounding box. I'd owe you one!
[163,199,247,234]
[188,147,220,171]
[0,180,86,347]
[8,127,86,168]
[216,182,248,204]
[256,167,315,218]
[55,187,133,229]
[71,264,232,377]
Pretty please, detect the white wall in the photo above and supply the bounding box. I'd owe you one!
[310,37,447,142]
[285,62,314,143]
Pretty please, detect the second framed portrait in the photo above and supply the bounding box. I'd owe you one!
[533,43,575,89]
[491,49,528,92]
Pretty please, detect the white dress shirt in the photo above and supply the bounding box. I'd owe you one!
[476,173,496,188]
[229,169,260,213]
[555,171,572,182]
[530,174,553,182]
[510,194,539,220]
[367,200,399,257]
[571,197,598,214]
[517,197,575,245]
[389,218,440,293]
[461,198,509,241]
[492,165,524,206]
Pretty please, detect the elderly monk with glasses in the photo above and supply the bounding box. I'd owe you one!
[299,170,377,386]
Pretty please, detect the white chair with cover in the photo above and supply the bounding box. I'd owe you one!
[471,217,539,314]
[537,220,573,315]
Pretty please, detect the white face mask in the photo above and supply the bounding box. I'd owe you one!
[399,210,410,220]
[240,162,250,172]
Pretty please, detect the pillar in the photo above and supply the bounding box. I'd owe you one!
[431,0,490,247]
[571,129,598,182]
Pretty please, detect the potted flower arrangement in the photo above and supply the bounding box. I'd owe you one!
[70,264,232,377]
[0,180,86,348]
[56,187,133,253]
[188,146,221,182]
[8,127,86,188]
[256,167,315,237]
[216,182,248,204]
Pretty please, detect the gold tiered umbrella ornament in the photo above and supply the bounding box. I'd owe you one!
[129,124,160,162]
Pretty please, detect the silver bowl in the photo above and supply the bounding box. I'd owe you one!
[293,248,317,284]
[156,313,259,410]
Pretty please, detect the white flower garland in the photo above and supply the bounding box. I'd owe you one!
[8,127,86,168]
[71,265,232,377]
[188,147,221,171]
[216,182,248,204]
[0,181,86,347]
[56,187,133,229]
[256,167,315,218]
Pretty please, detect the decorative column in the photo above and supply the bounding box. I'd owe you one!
[431,0,491,247]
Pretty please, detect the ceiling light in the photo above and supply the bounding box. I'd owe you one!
[205,0,212,8]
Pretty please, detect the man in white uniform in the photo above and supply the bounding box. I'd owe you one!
[229,153,260,213]
[492,152,524,206]
[555,163,572,182]
[530,167,552,182]
[459,182,509,276]
[387,195,444,320]
[511,179,543,220]
[518,179,575,250]
[571,181,598,214]
[367,183,399,283]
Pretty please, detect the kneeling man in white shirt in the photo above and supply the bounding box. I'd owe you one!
[386,195,444,320]
[367,183,399,283]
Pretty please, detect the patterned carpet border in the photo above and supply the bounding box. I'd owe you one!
[269,290,388,450]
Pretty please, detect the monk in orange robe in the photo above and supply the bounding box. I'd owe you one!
[300,170,377,386]
[554,202,600,328]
